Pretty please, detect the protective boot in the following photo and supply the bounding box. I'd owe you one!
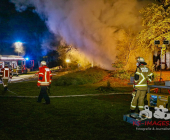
[4,86,8,92]
[129,109,136,118]
[130,109,135,113]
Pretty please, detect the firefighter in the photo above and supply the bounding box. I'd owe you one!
[0,64,2,81]
[37,61,52,104]
[16,65,20,76]
[9,65,13,77]
[0,64,12,91]
[130,57,154,114]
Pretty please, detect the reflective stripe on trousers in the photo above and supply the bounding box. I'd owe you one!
[130,90,146,111]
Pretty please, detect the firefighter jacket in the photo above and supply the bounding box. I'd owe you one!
[37,66,52,86]
[0,66,12,79]
[134,65,153,90]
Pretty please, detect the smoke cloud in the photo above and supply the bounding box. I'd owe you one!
[10,0,154,69]
[13,42,25,56]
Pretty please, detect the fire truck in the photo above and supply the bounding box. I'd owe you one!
[0,55,34,74]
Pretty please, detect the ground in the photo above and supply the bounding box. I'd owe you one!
[0,70,170,140]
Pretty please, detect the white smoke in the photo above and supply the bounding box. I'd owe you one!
[13,42,25,56]
[10,0,154,69]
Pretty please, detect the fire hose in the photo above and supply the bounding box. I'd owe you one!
[6,86,50,96]
[7,89,17,95]
[0,76,37,95]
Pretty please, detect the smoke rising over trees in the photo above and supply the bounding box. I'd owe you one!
[10,0,156,69]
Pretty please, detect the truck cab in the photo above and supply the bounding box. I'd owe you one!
[0,55,34,74]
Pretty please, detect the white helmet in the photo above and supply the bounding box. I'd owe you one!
[41,61,46,66]
[137,57,145,62]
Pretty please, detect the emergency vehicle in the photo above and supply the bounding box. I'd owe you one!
[0,55,34,74]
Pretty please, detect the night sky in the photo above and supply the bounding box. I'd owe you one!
[0,0,53,60]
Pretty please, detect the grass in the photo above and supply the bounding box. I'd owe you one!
[55,67,108,86]
[0,95,169,140]
[0,79,133,96]
[0,68,169,140]
[0,68,133,96]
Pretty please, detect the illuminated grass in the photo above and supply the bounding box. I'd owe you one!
[0,79,133,96]
[0,68,133,96]
[55,68,108,86]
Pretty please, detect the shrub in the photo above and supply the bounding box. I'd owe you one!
[112,70,132,80]
[55,68,108,86]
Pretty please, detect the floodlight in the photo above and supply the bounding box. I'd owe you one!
[154,40,160,45]
[163,40,169,45]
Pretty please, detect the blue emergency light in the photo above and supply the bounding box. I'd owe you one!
[25,57,29,60]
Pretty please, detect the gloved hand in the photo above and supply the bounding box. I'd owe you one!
[132,91,137,97]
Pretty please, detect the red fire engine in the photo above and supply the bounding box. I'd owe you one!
[0,55,34,74]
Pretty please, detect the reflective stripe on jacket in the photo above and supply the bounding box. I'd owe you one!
[134,65,153,89]
[1,67,12,79]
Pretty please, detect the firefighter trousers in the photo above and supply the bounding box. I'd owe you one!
[2,79,8,91]
[130,90,146,111]
[37,86,50,104]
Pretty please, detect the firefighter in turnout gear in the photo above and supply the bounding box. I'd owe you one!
[130,57,154,113]
[16,65,20,76]
[0,64,12,91]
[37,61,52,104]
